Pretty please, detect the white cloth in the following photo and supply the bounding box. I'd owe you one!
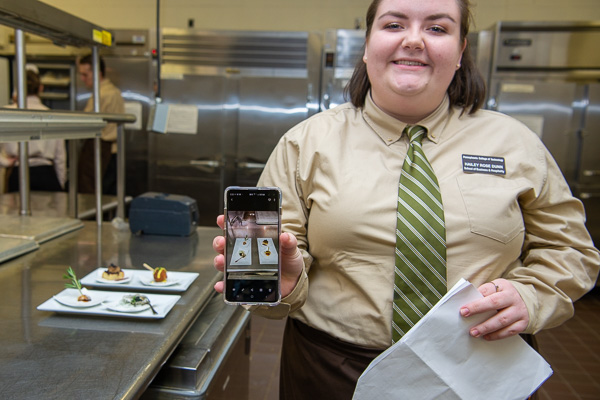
[353,279,553,400]
[1,96,67,188]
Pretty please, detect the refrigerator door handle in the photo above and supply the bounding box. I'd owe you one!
[579,192,598,199]
[583,170,600,177]
[190,159,221,173]
[237,162,266,170]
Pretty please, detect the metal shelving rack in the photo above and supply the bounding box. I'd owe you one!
[0,0,135,261]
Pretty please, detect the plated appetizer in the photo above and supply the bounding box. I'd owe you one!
[108,293,157,314]
[153,267,167,282]
[143,263,168,283]
[63,266,91,302]
[102,263,126,281]
[234,250,246,263]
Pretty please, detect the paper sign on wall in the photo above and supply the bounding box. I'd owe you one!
[148,103,198,135]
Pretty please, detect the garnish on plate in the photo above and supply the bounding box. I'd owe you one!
[120,294,158,314]
[63,267,91,302]
[143,263,168,283]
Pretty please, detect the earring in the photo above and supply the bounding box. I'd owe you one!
[456,63,461,69]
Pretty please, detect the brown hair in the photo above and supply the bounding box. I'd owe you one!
[345,0,486,115]
[26,70,41,96]
[79,54,106,77]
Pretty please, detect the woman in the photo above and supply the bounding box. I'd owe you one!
[213,0,599,398]
[1,69,66,192]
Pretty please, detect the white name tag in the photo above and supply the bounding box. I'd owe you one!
[462,154,506,175]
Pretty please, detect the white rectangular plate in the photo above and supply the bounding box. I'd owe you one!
[231,238,252,266]
[79,268,199,292]
[37,288,181,319]
[257,237,278,265]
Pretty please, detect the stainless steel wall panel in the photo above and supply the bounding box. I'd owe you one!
[473,21,600,247]
[236,76,312,186]
[495,30,600,70]
[151,78,227,159]
[149,75,229,226]
[161,29,311,76]
[572,84,600,258]
[321,29,365,111]
[150,29,321,226]
[494,79,579,182]
[578,84,600,185]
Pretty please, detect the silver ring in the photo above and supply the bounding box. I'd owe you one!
[491,281,499,292]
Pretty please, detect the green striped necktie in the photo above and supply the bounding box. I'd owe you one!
[392,125,447,343]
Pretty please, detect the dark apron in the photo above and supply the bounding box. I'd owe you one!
[77,138,112,194]
[8,165,62,192]
[280,318,384,400]
[279,319,539,400]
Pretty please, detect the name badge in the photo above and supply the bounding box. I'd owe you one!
[462,154,506,175]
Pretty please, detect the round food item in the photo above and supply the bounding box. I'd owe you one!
[262,239,269,246]
[153,267,167,282]
[78,294,91,302]
[102,263,125,280]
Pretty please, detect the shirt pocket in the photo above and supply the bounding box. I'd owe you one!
[456,174,525,244]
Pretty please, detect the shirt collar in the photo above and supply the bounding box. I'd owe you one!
[363,92,451,146]
[100,79,112,89]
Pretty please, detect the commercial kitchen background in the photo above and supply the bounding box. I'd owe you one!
[0,0,596,33]
[1,1,599,223]
[0,1,599,399]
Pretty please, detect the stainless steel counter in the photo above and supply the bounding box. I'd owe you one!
[0,221,222,400]
[0,191,132,220]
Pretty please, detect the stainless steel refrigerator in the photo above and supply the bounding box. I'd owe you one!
[471,21,600,246]
[149,29,322,226]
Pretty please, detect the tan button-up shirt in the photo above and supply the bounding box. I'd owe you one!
[257,93,600,349]
[84,79,125,154]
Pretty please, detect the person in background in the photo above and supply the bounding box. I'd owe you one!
[213,0,600,398]
[1,68,66,192]
[77,54,124,195]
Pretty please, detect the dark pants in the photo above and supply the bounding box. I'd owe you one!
[8,165,62,192]
[102,154,117,195]
[280,318,384,400]
[77,138,116,194]
[279,318,540,400]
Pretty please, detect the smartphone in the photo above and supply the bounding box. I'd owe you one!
[224,186,282,305]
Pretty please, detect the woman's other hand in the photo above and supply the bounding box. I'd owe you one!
[212,215,304,297]
[459,278,530,340]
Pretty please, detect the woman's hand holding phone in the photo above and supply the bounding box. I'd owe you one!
[212,214,304,298]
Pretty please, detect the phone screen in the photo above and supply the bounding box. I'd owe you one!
[224,186,281,305]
